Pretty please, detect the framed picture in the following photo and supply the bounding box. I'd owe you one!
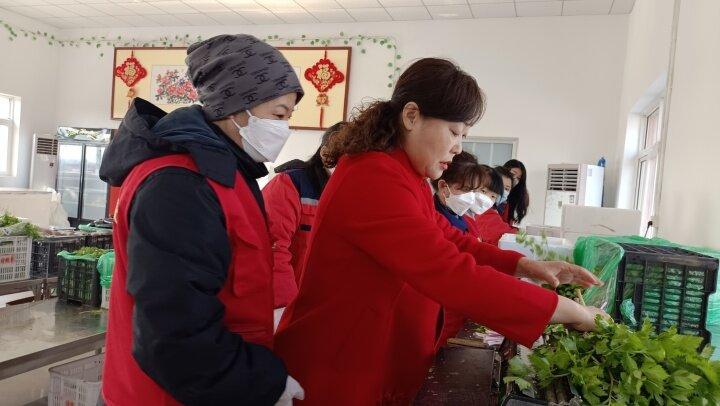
[111,47,197,120]
[111,46,351,130]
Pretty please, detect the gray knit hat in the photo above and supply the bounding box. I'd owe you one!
[186,34,304,120]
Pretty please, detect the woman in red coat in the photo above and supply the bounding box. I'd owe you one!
[430,151,484,346]
[474,165,518,246]
[274,58,605,405]
[263,123,344,318]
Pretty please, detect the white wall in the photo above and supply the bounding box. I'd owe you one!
[608,0,674,209]
[656,0,720,248]
[52,16,628,226]
[0,10,59,188]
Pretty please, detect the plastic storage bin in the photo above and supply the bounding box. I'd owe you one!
[31,235,84,278]
[499,234,575,261]
[84,232,113,250]
[613,243,719,344]
[48,353,103,406]
[0,236,32,283]
[58,255,102,307]
[101,286,110,310]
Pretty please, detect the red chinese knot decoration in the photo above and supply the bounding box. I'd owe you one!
[304,51,345,128]
[114,52,147,87]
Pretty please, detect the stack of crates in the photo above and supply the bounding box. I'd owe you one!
[0,236,32,284]
[613,243,719,344]
[30,235,84,279]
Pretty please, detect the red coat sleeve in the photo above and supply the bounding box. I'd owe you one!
[262,173,300,308]
[476,209,518,246]
[333,157,558,348]
[435,210,522,275]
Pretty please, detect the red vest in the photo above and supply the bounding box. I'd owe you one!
[102,154,275,406]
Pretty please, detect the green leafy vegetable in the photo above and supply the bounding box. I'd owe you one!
[0,211,41,238]
[505,318,720,405]
[73,246,110,259]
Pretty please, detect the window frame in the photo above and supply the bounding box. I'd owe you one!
[462,136,518,166]
[634,100,663,232]
[0,93,20,177]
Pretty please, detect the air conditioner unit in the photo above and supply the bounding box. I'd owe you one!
[29,134,58,191]
[544,164,604,227]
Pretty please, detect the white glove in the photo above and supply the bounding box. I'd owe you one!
[273,307,285,333]
[274,375,305,406]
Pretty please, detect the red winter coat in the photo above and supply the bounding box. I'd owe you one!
[501,204,514,226]
[103,155,275,405]
[274,149,558,405]
[434,206,483,349]
[263,170,320,307]
[476,208,518,246]
[464,213,482,240]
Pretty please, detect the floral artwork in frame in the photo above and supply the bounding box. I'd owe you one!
[151,65,199,105]
[112,47,197,120]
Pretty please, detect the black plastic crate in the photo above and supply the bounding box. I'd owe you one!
[613,243,719,344]
[58,256,101,307]
[30,236,84,279]
[84,233,113,250]
[499,339,582,406]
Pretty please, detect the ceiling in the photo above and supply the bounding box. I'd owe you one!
[0,0,636,29]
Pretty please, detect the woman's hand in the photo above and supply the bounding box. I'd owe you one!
[567,306,609,332]
[516,258,602,288]
[550,296,610,332]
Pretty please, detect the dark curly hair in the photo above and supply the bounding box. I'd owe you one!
[323,58,486,167]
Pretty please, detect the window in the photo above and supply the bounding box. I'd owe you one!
[0,93,20,176]
[635,103,662,236]
[462,137,517,167]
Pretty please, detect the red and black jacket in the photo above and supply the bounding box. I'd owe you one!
[99,98,286,405]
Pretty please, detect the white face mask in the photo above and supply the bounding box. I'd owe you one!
[470,192,495,216]
[230,110,292,163]
[444,186,475,217]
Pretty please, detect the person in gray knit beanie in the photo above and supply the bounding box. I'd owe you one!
[98,34,305,406]
[187,34,305,163]
[186,34,304,121]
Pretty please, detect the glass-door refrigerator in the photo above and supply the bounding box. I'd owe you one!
[55,127,111,227]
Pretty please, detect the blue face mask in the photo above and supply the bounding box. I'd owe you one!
[497,190,509,205]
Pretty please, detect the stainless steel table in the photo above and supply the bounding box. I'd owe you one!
[0,278,44,301]
[0,298,107,380]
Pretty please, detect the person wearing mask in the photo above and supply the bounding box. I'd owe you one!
[495,165,513,206]
[432,151,484,347]
[502,159,530,226]
[274,58,605,404]
[99,34,305,405]
[431,151,483,239]
[474,166,518,246]
[263,122,345,326]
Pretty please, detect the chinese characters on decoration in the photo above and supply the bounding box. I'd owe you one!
[304,51,346,128]
[114,52,147,108]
